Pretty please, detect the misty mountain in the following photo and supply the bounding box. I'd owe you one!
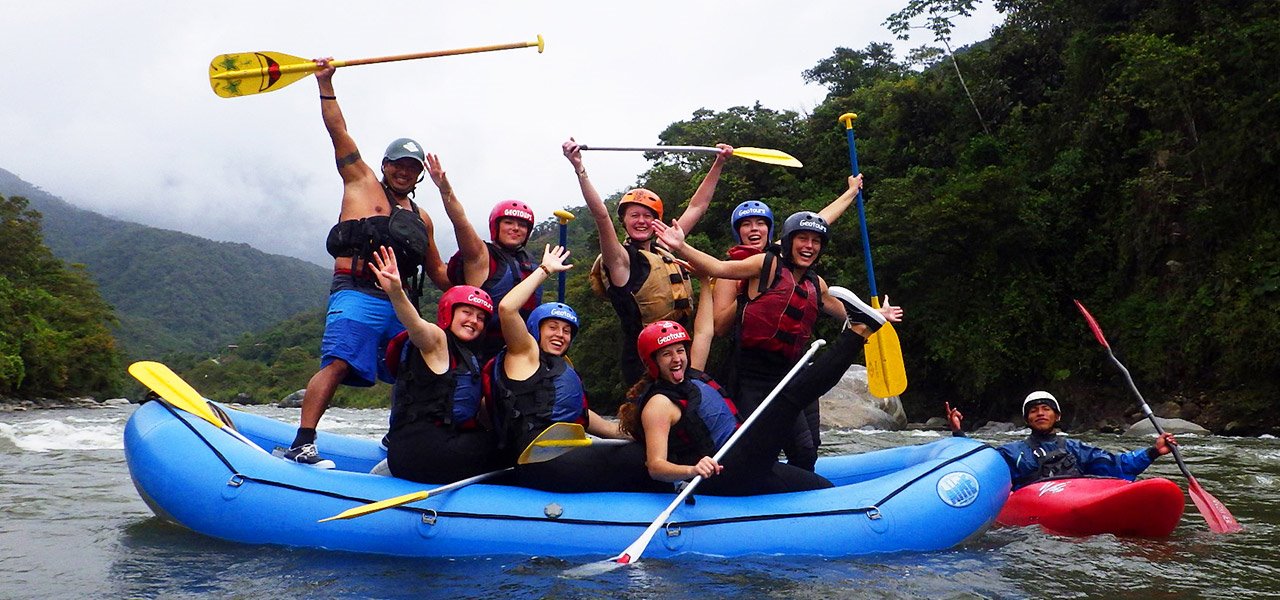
[0,167,330,359]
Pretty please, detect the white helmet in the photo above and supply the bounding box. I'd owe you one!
[1022,390,1061,417]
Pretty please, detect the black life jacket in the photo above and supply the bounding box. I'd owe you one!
[637,369,739,465]
[484,351,587,450]
[1028,434,1083,482]
[389,333,485,431]
[325,185,430,303]
[447,242,542,359]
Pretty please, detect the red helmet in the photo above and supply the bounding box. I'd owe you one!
[436,285,494,330]
[488,200,535,245]
[636,320,691,379]
[617,189,663,222]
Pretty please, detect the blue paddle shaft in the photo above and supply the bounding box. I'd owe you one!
[844,126,879,298]
[558,222,568,302]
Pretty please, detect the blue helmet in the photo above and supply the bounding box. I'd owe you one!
[526,302,580,342]
[730,200,774,244]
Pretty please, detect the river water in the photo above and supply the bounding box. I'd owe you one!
[2,403,1277,599]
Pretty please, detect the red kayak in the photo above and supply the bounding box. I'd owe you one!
[997,477,1185,537]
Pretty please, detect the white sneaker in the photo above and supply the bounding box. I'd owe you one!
[828,286,886,333]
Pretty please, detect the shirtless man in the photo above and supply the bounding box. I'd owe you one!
[281,58,449,467]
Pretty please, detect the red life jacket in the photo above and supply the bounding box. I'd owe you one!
[737,250,820,362]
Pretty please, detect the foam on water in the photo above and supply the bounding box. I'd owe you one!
[0,418,124,452]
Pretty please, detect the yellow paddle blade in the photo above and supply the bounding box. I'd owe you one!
[209,51,318,98]
[518,422,589,465]
[733,147,804,168]
[864,297,907,398]
[318,490,430,523]
[128,361,226,428]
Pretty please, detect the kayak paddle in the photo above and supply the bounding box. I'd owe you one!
[1073,299,1242,533]
[209,35,544,98]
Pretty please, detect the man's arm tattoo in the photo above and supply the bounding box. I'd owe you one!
[336,151,361,169]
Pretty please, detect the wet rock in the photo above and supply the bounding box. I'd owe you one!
[818,365,907,430]
[278,389,306,409]
[232,392,253,405]
[974,421,1019,435]
[921,416,949,430]
[1125,416,1210,436]
[1180,401,1202,422]
[103,398,132,407]
[1094,418,1126,434]
[1154,401,1182,419]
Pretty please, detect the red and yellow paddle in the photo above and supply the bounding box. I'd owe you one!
[208,35,544,98]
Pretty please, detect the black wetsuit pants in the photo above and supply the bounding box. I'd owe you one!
[700,328,866,495]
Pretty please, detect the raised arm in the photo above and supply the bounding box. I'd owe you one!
[316,58,373,185]
[563,138,629,287]
[816,175,864,225]
[653,219,764,280]
[673,144,733,233]
[711,272,740,337]
[689,276,716,371]
[428,154,487,286]
[369,246,448,367]
[416,209,451,291]
[499,245,569,378]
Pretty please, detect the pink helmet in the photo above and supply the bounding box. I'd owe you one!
[436,285,494,330]
[636,320,691,379]
[488,200,535,245]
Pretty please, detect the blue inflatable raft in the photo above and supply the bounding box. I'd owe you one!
[124,400,1011,558]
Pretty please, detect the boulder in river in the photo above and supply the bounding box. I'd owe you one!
[278,389,306,409]
[1125,416,1210,436]
[818,365,907,430]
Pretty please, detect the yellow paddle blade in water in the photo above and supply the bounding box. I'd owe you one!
[864,298,907,398]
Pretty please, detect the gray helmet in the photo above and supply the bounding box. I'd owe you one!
[383,138,425,164]
[779,211,830,262]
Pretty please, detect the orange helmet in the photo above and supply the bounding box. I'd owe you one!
[617,188,663,222]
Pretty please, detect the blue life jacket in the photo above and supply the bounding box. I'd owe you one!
[389,334,484,430]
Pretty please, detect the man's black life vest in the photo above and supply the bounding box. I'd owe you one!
[447,241,542,359]
[326,185,430,304]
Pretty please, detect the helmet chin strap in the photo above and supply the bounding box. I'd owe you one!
[382,179,416,200]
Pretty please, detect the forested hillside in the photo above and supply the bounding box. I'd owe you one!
[0,168,331,359]
[0,195,119,398]
[16,0,1274,433]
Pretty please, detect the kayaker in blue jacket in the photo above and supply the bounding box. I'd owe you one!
[947,391,1177,490]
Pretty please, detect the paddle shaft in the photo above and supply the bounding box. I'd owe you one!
[1102,348,1195,479]
[554,210,575,303]
[579,145,723,154]
[1074,299,1241,533]
[840,114,878,297]
[211,37,543,80]
[612,339,826,564]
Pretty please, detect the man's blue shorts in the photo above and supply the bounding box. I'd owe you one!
[320,289,407,387]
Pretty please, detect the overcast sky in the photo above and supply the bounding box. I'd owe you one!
[1,1,1002,266]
